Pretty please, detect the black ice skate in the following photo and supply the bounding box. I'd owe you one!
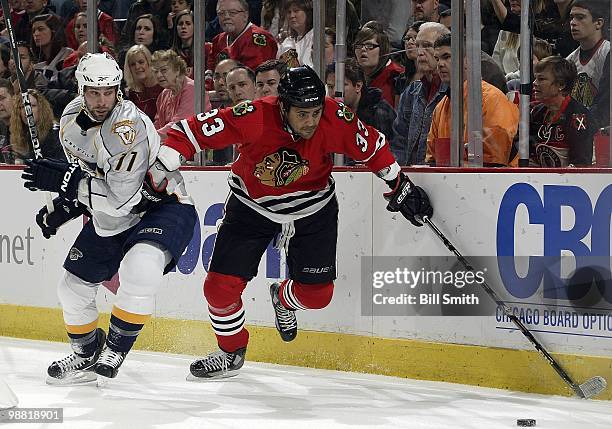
[187,347,246,380]
[270,282,297,342]
[94,347,127,379]
[46,328,106,385]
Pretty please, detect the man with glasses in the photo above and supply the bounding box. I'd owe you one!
[208,0,277,73]
[392,22,450,165]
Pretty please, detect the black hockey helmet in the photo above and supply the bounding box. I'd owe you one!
[278,65,326,110]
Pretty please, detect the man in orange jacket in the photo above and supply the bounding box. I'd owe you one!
[426,33,520,166]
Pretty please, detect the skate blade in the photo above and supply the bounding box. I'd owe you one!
[578,376,607,399]
[185,371,239,382]
[46,371,98,386]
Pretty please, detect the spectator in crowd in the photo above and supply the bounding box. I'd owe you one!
[2,0,26,34]
[30,14,72,82]
[152,49,207,140]
[123,44,163,122]
[261,0,282,38]
[361,0,412,47]
[492,0,521,79]
[62,12,117,69]
[208,58,239,164]
[208,0,277,72]
[323,27,335,66]
[254,58,284,98]
[0,45,11,80]
[426,33,519,166]
[226,65,256,105]
[530,56,596,167]
[171,9,194,76]
[65,0,117,51]
[278,0,313,67]
[412,0,440,23]
[342,58,397,156]
[506,37,554,95]
[15,0,57,42]
[0,79,14,163]
[566,0,610,129]
[393,22,450,166]
[210,58,238,109]
[353,23,404,108]
[490,0,578,57]
[324,0,360,49]
[439,8,451,29]
[395,20,425,94]
[167,0,192,30]
[8,41,47,93]
[119,13,167,68]
[9,88,65,163]
[120,0,171,49]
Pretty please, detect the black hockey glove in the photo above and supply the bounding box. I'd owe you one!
[22,158,87,202]
[383,172,433,227]
[131,159,178,214]
[36,197,89,239]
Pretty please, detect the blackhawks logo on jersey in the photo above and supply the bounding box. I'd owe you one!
[232,100,256,116]
[253,33,267,46]
[335,102,354,123]
[254,148,309,187]
[217,51,230,62]
[111,120,136,145]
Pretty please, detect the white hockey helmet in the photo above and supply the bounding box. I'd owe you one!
[75,53,123,97]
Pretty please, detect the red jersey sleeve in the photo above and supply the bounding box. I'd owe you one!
[164,101,265,161]
[325,99,397,173]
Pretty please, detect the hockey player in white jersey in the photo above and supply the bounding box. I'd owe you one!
[21,53,197,384]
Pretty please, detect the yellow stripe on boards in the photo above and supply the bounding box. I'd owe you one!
[111,306,152,325]
[0,304,610,400]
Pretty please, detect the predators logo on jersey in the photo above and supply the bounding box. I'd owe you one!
[232,101,256,117]
[335,103,355,123]
[112,120,136,145]
[254,148,309,187]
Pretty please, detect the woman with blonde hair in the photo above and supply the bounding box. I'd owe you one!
[10,89,65,164]
[124,45,163,121]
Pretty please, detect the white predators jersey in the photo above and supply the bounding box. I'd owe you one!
[60,97,193,237]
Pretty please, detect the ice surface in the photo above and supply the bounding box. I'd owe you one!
[1,336,610,428]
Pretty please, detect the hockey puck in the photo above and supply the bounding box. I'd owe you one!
[517,419,536,427]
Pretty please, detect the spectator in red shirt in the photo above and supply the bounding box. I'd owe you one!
[353,23,404,108]
[209,0,277,72]
[65,0,117,51]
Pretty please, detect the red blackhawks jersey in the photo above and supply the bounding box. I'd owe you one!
[165,97,398,223]
[208,23,278,72]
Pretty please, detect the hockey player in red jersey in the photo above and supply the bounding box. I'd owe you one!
[156,65,433,379]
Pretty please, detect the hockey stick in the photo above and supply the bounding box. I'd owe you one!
[422,216,607,399]
[0,0,53,211]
